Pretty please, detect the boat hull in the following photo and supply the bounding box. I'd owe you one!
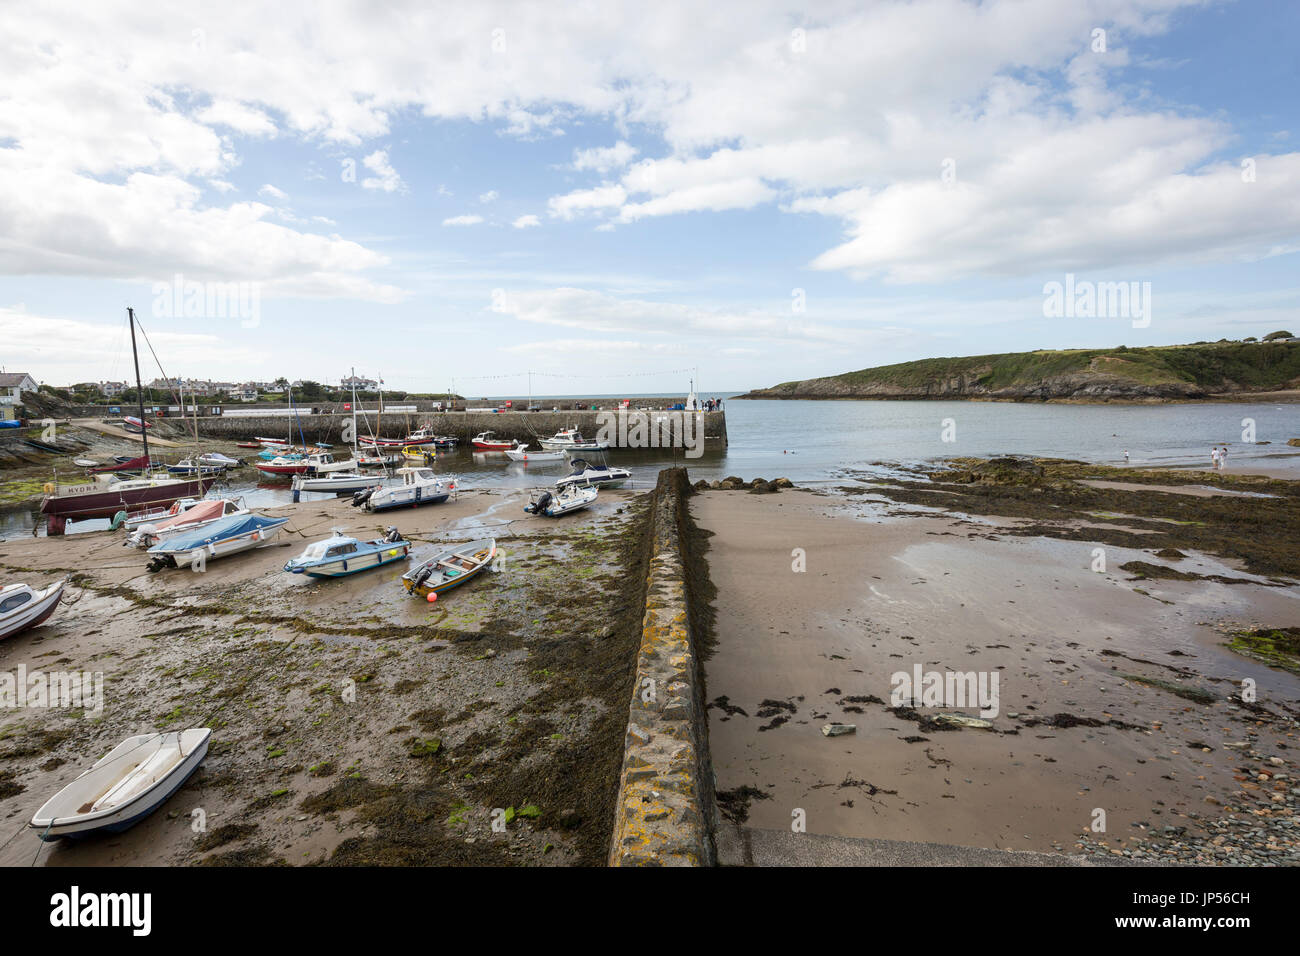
[365,489,450,511]
[402,540,495,597]
[150,521,287,568]
[0,581,64,640]
[287,543,411,578]
[31,730,210,839]
[40,478,217,532]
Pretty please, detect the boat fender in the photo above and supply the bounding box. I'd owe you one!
[44,482,54,494]
[109,510,128,530]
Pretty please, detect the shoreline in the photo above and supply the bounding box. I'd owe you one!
[733,389,1300,405]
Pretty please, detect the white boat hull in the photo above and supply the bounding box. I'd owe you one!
[292,473,376,494]
[158,525,286,567]
[30,729,210,839]
[0,580,64,640]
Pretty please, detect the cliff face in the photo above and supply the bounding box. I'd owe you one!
[738,342,1300,402]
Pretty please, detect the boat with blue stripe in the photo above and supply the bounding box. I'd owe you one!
[284,528,411,578]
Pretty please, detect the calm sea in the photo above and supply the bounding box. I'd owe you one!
[6,399,1298,538]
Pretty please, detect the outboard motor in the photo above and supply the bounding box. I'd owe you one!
[384,526,401,543]
[412,566,433,591]
[352,487,375,508]
[529,491,552,515]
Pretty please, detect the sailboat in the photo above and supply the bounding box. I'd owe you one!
[39,308,216,535]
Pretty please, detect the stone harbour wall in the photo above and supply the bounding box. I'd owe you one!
[609,467,717,866]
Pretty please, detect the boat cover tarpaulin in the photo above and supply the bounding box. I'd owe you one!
[149,514,286,553]
[149,499,226,532]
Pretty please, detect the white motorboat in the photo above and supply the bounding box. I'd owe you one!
[555,456,631,490]
[126,498,248,549]
[304,451,357,474]
[538,427,610,452]
[524,484,597,517]
[356,452,400,467]
[0,579,65,641]
[29,729,211,839]
[197,452,241,468]
[291,471,378,498]
[503,443,566,462]
[117,497,201,530]
[284,528,410,578]
[147,513,290,570]
[355,466,451,512]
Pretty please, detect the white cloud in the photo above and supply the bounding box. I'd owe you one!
[572,141,638,173]
[479,190,499,203]
[198,99,277,137]
[258,184,288,201]
[511,214,540,229]
[361,149,404,192]
[442,214,484,226]
[548,185,626,220]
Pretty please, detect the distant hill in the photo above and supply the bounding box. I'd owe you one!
[737,340,1300,402]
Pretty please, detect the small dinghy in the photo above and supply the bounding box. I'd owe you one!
[504,443,566,462]
[147,513,290,570]
[284,528,410,578]
[29,729,211,840]
[0,579,65,640]
[73,457,100,468]
[402,538,495,599]
[524,483,597,517]
[166,459,226,477]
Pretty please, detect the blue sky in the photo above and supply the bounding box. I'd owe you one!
[1,0,1297,394]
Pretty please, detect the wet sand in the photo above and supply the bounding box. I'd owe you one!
[695,486,1300,862]
[0,486,649,866]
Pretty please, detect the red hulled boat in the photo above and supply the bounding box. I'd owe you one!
[39,475,218,535]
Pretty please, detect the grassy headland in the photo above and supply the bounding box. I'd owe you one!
[737,340,1300,402]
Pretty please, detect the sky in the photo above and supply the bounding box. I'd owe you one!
[0,0,1297,395]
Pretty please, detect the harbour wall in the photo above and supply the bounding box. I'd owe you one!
[609,467,718,866]
[187,410,728,450]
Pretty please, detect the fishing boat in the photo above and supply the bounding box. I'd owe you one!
[29,729,211,839]
[284,528,410,578]
[40,474,217,535]
[402,538,495,599]
[290,471,377,498]
[538,427,610,452]
[357,467,451,512]
[125,498,248,549]
[400,426,439,446]
[147,513,290,570]
[555,457,631,490]
[254,456,311,477]
[504,443,565,462]
[356,452,399,467]
[471,431,522,451]
[400,445,438,464]
[0,579,65,640]
[524,484,598,516]
[166,459,226,477]
[431,436,458,449]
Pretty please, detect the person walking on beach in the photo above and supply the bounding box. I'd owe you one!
[1210,447,1220,469]
[1219,445,1228,467]
[1123,449,1129,463]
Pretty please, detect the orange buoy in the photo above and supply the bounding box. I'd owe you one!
[426,592,437,603]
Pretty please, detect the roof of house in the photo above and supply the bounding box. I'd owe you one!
[0,372,34,386]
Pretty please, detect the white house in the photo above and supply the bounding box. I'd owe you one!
[0,372,38,407]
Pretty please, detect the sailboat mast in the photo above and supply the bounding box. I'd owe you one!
[128,307,150,466]
[350,366,358,456]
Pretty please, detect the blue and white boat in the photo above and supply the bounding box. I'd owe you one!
[166,459,226,477]
[283,528,410,578]
[147,513,290,569]
[359,467,452,512]
[29,729,211,839]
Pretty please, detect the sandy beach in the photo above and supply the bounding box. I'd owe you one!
[695,462,1300,864]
